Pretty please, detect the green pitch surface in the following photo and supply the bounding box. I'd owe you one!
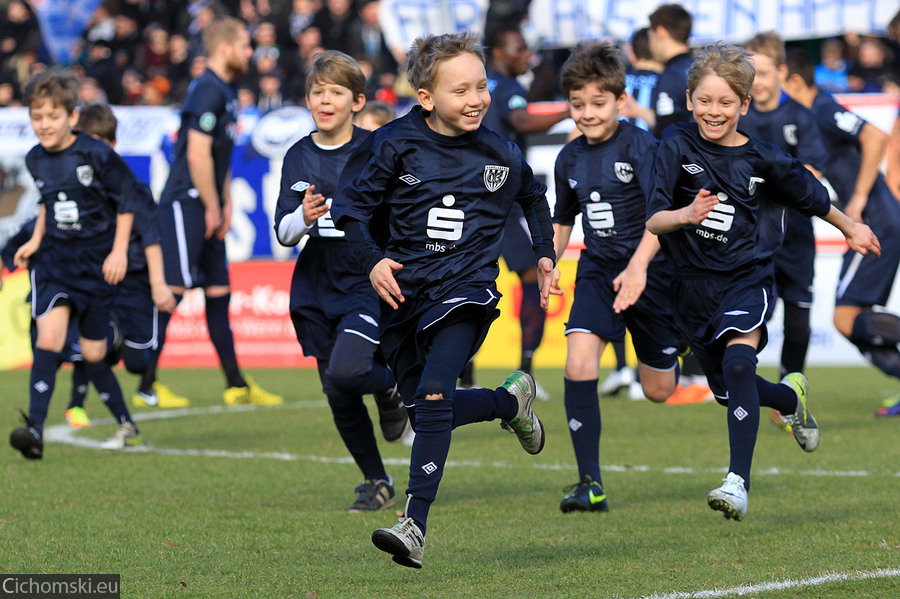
[1,366,899,598]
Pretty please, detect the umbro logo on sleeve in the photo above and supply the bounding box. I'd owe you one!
[682,164,704,174]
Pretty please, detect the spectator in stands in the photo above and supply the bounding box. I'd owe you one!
[141,75,171,105]
[311,0,364,57]
[110,10,142,69]
[257,70,287,112]
[134,25,170,80]
[1,0,42,72]
[289,0,321,40]
[815,38,850,93]
[84,39,123,104]
[78,76,109,105]
[848,36,900,94]
[357,0,396,89]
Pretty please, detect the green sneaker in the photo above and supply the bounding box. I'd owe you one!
[560,475,609,513]
[780,373,818,452]
[499,370,545,455]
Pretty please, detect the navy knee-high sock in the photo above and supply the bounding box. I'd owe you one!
[564,378,602,484]
[83,360,135,428]
[519,283,545,373]
[451,387,517,428]
[406,398,453,536]
[140,293,181,393]
[757,376,797,414]
[722,344,759,489]
[781,303,810,376]
[68,361,89,409]
[206,294,245,388]
[29,348,61,430]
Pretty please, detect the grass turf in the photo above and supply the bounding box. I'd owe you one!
[1,365,898,598]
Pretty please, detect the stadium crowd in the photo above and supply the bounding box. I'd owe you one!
[1,0,900,113]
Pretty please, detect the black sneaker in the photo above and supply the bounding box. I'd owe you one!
[374,385,410,443]
[104,318,124,367]
[560,475,609,513]
[10,411,43,460]
[348,479,396,513]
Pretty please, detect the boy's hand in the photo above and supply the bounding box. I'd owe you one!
[217,197,232,240]
[151,281,177,313]
[549,266,564,297]
[205,205,223,239]
[102,250,128,284]
[302,185,328,226]
[845,222,881,257]
[683,188,718,226]
[370,258,404,309]
[13,238,39,270]
[612,262,647,313]
[537,257,554,311]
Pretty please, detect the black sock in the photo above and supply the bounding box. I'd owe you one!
[68,361,89,409]
[722,344,759,490]
[206,294,245,388]
[29,348,61,430]
[781,303,810,375]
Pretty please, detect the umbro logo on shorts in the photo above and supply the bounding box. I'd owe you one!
[682,164,704,174]
[399,173,421,185]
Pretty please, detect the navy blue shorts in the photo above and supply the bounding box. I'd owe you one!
[835,239,900,308]
[565,257,680,370]
[381,286,501,401]
[113,270,159,350]
[30,318,82,362]
[159,198,230,289]
[773,213,815,307]
[671,263,773,399]
[500,204,537,274]
[30,266,113,341]
[291,302,382,361]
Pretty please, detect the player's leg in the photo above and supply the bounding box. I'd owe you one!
[599,340,634,396]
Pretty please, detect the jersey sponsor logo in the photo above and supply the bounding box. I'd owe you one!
[290,180,310,193]
[568,178,577,189]
[398,173,421,186]
[748,176,765,195]
[700,194,734,233]
[656,91,674,116]
[586,190,615,231]
[682,164,704,174]
[834,111,862,134]
[427,194,464,241]
[76,165,93,187]
[508,94,527,110]
[614,161,634,183]
[484,165,509,192]
[199,112,217,132]
[783,124,798,146]
[316,198,342,237]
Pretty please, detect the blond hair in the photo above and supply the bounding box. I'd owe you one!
[406,31,484,91]
[688,42,754,102]
[203,17,246,56]
[744,31,785,67]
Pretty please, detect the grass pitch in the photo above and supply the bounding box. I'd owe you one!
[1,365,899,598]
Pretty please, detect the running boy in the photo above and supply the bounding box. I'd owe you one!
[331,32,554,568]
[550,40,681,513]
[273,50,408,513]
[10,69,143,458]
[646,43,879,520]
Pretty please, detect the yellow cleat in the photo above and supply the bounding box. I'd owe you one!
[133,382,190,408]
[223,376,283,406]
[223,385,250,406]
[65,407,92,429]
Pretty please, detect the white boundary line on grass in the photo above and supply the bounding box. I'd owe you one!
[43,403,900,477]
[635,567,900,599]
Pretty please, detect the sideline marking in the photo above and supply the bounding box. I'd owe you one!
[44,403,900,477]
[636,567,900,599]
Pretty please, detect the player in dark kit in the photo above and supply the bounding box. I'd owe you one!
[647,4,695,138]
[647,43,879,521]
[742,33,827,382]
[155,17,281,406]
[10,69,142,457]
[274,51,408,513]
[784,48,900,417]
[332,32,554,568]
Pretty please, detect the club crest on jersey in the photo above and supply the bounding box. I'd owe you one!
[682,164,704,175]
[614,162,634,183]
[748,176,765,195]
[76,165,93,187]
[484,165,509,192]
[783,124,798,146]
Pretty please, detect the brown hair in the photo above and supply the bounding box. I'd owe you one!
[560,40,626,98]
[23,68,79,113]
[744,31,785,67]
[649,4,692,45]
[354,100,396,128]
[688,42,754,102]
[784,48,816,87]
[406,31,484,91]
[305,50,366,98]
[203,17,246,56]
[76,103,118,144]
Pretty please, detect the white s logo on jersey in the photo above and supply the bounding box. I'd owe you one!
[427,195,464,241]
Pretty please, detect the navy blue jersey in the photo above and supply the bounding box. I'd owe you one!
[648,123,831,274]
[25,132,133,245]
[741,93,826,170]
[810,91,900,227]
[332,106,554,302]
[483,70,528,151]
[553,121,659,263]
[651,52,693,138]
[274,127,374,311]
[160,69,239,204]
[126,181,161,272]
[625,67,658,131]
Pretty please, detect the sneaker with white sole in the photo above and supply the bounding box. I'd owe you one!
[348,478,396,513]
[371,498,425,569]
[707,472,748,521]
[100,422,140,450]
[599,367,635,396]
[560,475,609,513]
[499,370,545,455]
[780,372,818,452]
[627,381,645,401]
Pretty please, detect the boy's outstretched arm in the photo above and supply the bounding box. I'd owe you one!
[822,204,881,257]
[647,188,718,235]
[13,205,46,270]
[341,217,405,309]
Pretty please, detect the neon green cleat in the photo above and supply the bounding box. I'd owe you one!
[65,407,92,429]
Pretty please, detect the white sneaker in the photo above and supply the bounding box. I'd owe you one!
[599,367,635,396]
[707,472,748,521]
[372,501,425,569]
[100,422,140,450]
[627,381,645,401]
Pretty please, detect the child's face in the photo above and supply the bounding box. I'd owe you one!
[418,52,490,137]
[29,98,78,152]
[567,82,623,144]
[307,79,364,135]
[749,53,784,111]
[686,74,750,146]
